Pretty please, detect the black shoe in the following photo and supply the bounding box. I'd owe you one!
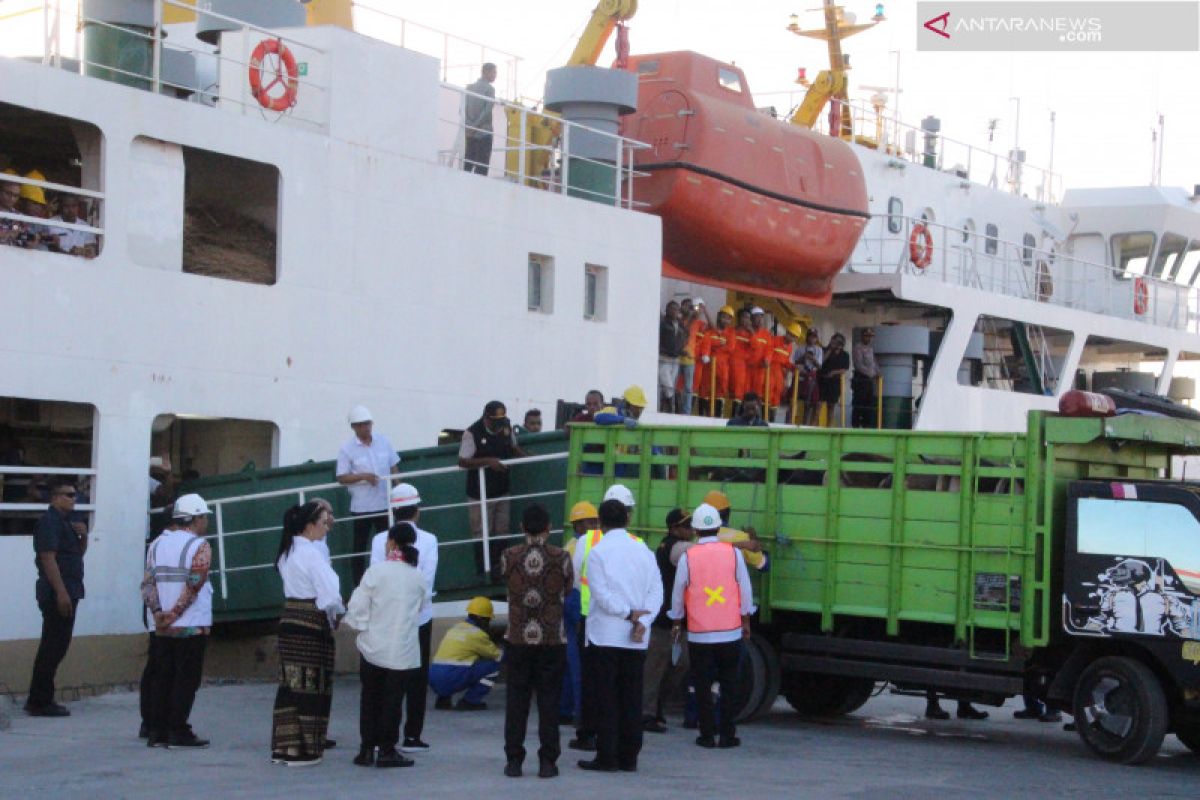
[718,736,741,749]
[138,721,150,739]
[434,695,453,710]
[323,738,337,749]
[504,760,522,777]
[147,735,168,749]
[167,731,210,749]
[577,759,618,772]
[376,748,414,768]
[538,759,559,778]
[455,699,487,711]
[401,737,430,752]
[695,735,717,748]
[643,717,668,734]
[1013,709,1041,720]
[25,703,70,717]
[956,705,989,721]
[1039,711,1063,723]
[924,705,949,720]
[568,735,597,752]
[353,746,375,767]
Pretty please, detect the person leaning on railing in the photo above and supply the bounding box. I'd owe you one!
[463,62,497,175]
[458,400,529,578]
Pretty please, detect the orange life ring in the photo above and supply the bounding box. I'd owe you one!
[248,39,299,112]
[1133,276,1149,316]
[908,223,933,269]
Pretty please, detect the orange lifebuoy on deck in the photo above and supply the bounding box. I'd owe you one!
[1133,276,1149,316]
[248,39,299,112]
[908,223,933,269]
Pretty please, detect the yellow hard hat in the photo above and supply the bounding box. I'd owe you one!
[786,322,804,339]
[569,500,599,522]
[623,385,648,408]
[718,305,736,318]
[702,489,730,511]
[466,596,494,619]
[19,170,46,205]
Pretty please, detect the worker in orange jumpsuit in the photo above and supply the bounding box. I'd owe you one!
[679,299,709,415]
[748,307,774,402]
[767,322,803,412]
[729,308,755,405]
[696,306,735,416]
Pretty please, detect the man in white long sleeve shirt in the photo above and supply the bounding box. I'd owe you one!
[669,503,755,749]
[577,499,662,773]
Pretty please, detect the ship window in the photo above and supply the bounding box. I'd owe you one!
[1112,232,1156,277]
[1178,241,1200,286]
[960,315,1072,395]
[1152,232,1188,279]
[0,101,104,259]
[636,60,660,76]
[528,253,554,313]
[887,197,903,233]
[584,264,608,322]
[0,397,96,537]
[717,68,743,93]
[985,224,999,255]
[1079,335,1162,397]
[1021,233,1036,266]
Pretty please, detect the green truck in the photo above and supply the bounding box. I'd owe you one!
[566,411,1200,764]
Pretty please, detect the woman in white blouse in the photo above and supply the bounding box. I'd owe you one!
[270,501,345,767]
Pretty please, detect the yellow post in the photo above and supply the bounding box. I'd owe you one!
[876,375,884,429]
[790,369,800,425]
[840,373,847,428]
[763,368,772,421]
[710,356,718,418]
[819,400,828,428]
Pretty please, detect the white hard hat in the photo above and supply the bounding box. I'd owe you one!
[604,484,635,508]
[173,493,211,518]
[390,483,421,507]
[751,306,765,315]
[692,502,721,531]
[347,405,372,424]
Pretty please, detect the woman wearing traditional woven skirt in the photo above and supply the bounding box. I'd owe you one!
[271,501,345,767]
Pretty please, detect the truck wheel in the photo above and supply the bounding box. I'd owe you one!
[1072,656,1168,765]
[782,672,875,717]
[732,633,782,723]
[1176,725,1200,755]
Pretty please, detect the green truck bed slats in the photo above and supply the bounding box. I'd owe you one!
[566,413,1200,658]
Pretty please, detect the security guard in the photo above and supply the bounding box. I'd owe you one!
[669,503,755,748]
[429,597,501,710]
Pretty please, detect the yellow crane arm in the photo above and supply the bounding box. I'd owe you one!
[567,0,638,66]
[790,70,844,128]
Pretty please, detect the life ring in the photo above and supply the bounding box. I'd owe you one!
[248,39,299,112]
[1133,276,1149,316]
[908,223,933,269]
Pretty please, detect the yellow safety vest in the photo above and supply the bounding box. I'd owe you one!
[579,528,645,616]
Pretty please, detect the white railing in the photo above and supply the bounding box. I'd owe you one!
[0,465,98,515]
[153,452,569,600]
[851,214,1198,332]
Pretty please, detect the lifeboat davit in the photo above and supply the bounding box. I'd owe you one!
[625,52,869,306]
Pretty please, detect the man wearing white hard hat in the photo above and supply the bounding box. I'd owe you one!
[145,494,214,748]
[668,502,755,750]
[369,483,439,752]
[603,483,635,510]
[336,405,400,585]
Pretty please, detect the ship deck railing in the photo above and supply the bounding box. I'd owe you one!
[850,214,1198,333]
[149,452,570,603]
[0,171,105,249]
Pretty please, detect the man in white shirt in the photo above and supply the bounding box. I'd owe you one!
[577,499,662,773]
[336,405,399,586]
[370,483,439,753]
[669,503,755,749]
[46,195,97,257]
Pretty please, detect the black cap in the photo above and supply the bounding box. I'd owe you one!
[665,508,691,528]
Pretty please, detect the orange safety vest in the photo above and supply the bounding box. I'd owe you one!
[683,541,742,634]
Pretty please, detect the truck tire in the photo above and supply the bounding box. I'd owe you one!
[782,671,875,717]
[732,633,782,723]
[1176,725,1200,755]
[1072,656,1168,765]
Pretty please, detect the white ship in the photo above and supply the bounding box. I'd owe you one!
[1,0,1197,688]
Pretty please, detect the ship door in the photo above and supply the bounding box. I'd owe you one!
[634,90,691,163]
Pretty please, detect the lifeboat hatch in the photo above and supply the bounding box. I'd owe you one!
[635,90,690,162]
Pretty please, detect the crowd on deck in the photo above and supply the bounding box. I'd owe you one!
[658,299,881,427]
[0,167,98,257]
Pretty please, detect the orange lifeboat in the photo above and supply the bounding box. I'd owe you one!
[625,52,869,306]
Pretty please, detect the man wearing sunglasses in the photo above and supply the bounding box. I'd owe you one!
[26,481,87,717]
[459,401,529,578]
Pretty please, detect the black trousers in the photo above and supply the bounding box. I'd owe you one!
[504,644,566,764]
[140,632,157,725]
[576,617,598,738]
[351,512,388,587]
[27,600,77,709]
[851,374,876,428]
[591,645,646,769]
[689,640,741,739]
[359,656,414,750]
[148,634,208,736]
[464,133,493,175]
[404,620,432,740]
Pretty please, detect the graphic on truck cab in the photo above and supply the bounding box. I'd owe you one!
[1065,556,1200,639]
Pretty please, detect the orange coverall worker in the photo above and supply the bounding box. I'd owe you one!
[766,335,794,407]
[696,325,732,401]
[730,326,754,400]
[749,327,774,400]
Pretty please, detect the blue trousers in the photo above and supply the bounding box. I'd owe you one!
[429,659,499,705]
[560,589,582,718]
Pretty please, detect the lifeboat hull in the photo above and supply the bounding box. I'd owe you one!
[626,52,870,305]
